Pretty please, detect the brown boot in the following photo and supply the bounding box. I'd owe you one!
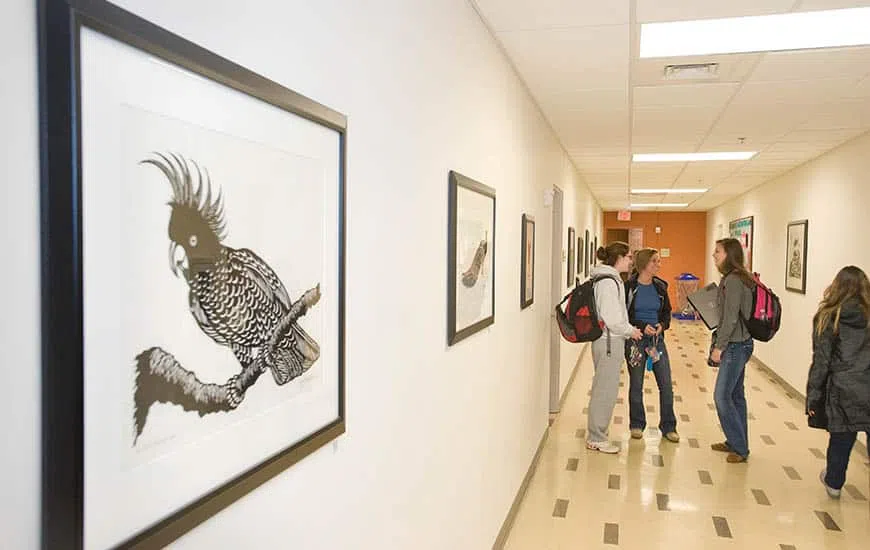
[710,442,731,452]
[726,452,747,463]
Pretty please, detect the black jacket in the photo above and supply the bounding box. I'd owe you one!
[806,299,870,432]
[625,275,672,332]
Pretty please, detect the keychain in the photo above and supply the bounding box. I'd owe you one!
[644,333,661,371]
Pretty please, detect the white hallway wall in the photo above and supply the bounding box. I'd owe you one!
[706,131,870,395]
[0,0,601,548]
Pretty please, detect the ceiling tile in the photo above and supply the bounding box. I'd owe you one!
[473,0,630,31]
[749,47,870,82]
[633,82,738,108]
[635,0,795,23]
[631,53,760,87]
[729,78,861,106]
[496,25,630,92]
[797,100,870,130]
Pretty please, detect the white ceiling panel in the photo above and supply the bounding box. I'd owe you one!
[633,82,739,109]
[749,47,870,82]
[635,0,795,23]
[497,25,630,92]
[797,100,870,130]
[729,78,861,106]
[799,0,870,11]
[536,88,629,113]
[632,105,720,137]
[473,0,629,31]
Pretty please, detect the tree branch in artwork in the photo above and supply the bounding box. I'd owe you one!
[134,284,321,442]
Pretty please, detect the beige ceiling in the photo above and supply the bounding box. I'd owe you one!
[471,0,870,211]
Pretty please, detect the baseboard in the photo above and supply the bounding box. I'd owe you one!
[751,355,868,458]
[491,426,550,550]
[492,344,588,548]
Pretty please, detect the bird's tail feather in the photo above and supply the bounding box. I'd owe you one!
[269,324,321,386]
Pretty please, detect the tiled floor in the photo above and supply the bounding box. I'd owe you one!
[503,321,870,550]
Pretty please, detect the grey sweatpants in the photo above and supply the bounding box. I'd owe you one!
[587,331,626,443]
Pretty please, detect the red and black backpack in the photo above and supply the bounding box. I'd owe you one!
[555,275,621,343]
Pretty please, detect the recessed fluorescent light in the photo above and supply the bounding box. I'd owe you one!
[632,152,756,162]
[640,7,870,58]
[630,203,689,208]
[631,188,708,194]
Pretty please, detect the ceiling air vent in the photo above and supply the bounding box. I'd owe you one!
[663,62,719,80]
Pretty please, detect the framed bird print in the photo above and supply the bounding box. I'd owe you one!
[448,170,495,345]
[38,1,346,548]
[521,214,535,309]
[567,227,575,286]
[785,219,809,294]
[584,229,591,278]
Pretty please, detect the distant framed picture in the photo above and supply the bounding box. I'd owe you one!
[593,235,598,265]
[567,227,576,286]
[785,219,809,294]
[38,0,346,547]
[729,215,754,270]
[577,237,583,275]
[521,214,535,309]
[448,170,496,345]
[585,229,591,277]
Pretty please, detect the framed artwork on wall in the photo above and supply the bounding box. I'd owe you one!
[729,215,755,270]
[567,227,576,286]
[521,214,535,309]
[585,229,591,277]
[577,236,583,275]
[448,170,496,344]
[785,219,809,294]
[38,0,347,548]
[594,235,598,265]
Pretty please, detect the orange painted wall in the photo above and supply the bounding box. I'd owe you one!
[603,211,708,308]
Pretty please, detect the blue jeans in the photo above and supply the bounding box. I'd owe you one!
[713,338,754,457]
[626,335,677,433]
[825,431,857,490]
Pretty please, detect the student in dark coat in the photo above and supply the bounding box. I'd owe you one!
[806,265,870,498]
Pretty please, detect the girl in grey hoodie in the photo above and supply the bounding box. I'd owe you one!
[586,242,643,454]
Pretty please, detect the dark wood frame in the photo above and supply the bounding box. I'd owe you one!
[584,229,591,278]
[37,0,347,548]
[567,227,575,286]
[576,236,583,276]
[521,214,535,309]
[593,235,598,266]
[447,170,496,344]
[785,219,809,294]
[729,215,755,271]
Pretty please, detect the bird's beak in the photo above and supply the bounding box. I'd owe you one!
[168,241,186,278]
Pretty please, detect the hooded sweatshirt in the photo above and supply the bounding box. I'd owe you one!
[590,264,636,339]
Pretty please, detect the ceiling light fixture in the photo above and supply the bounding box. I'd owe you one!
[630,203,689,208]
[630,188,708,194]
[640,7,870,58]
[632,152,756,162]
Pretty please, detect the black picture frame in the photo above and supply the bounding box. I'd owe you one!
[567,227,576,286]
[37,0,347,548]
[448,170,496,345]
[584,229,591,278]
[785,219,809,294]
[577,236,583,275]
[521,214,535,309]
[594,235,598,266]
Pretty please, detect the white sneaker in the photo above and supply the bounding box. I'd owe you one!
[819,469,841,499]
[586,440,620,454]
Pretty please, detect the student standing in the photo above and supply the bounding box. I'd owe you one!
[709,238,755,463]
[806,266,870,498]
[625,248,679,443]
[586,242,643,454]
